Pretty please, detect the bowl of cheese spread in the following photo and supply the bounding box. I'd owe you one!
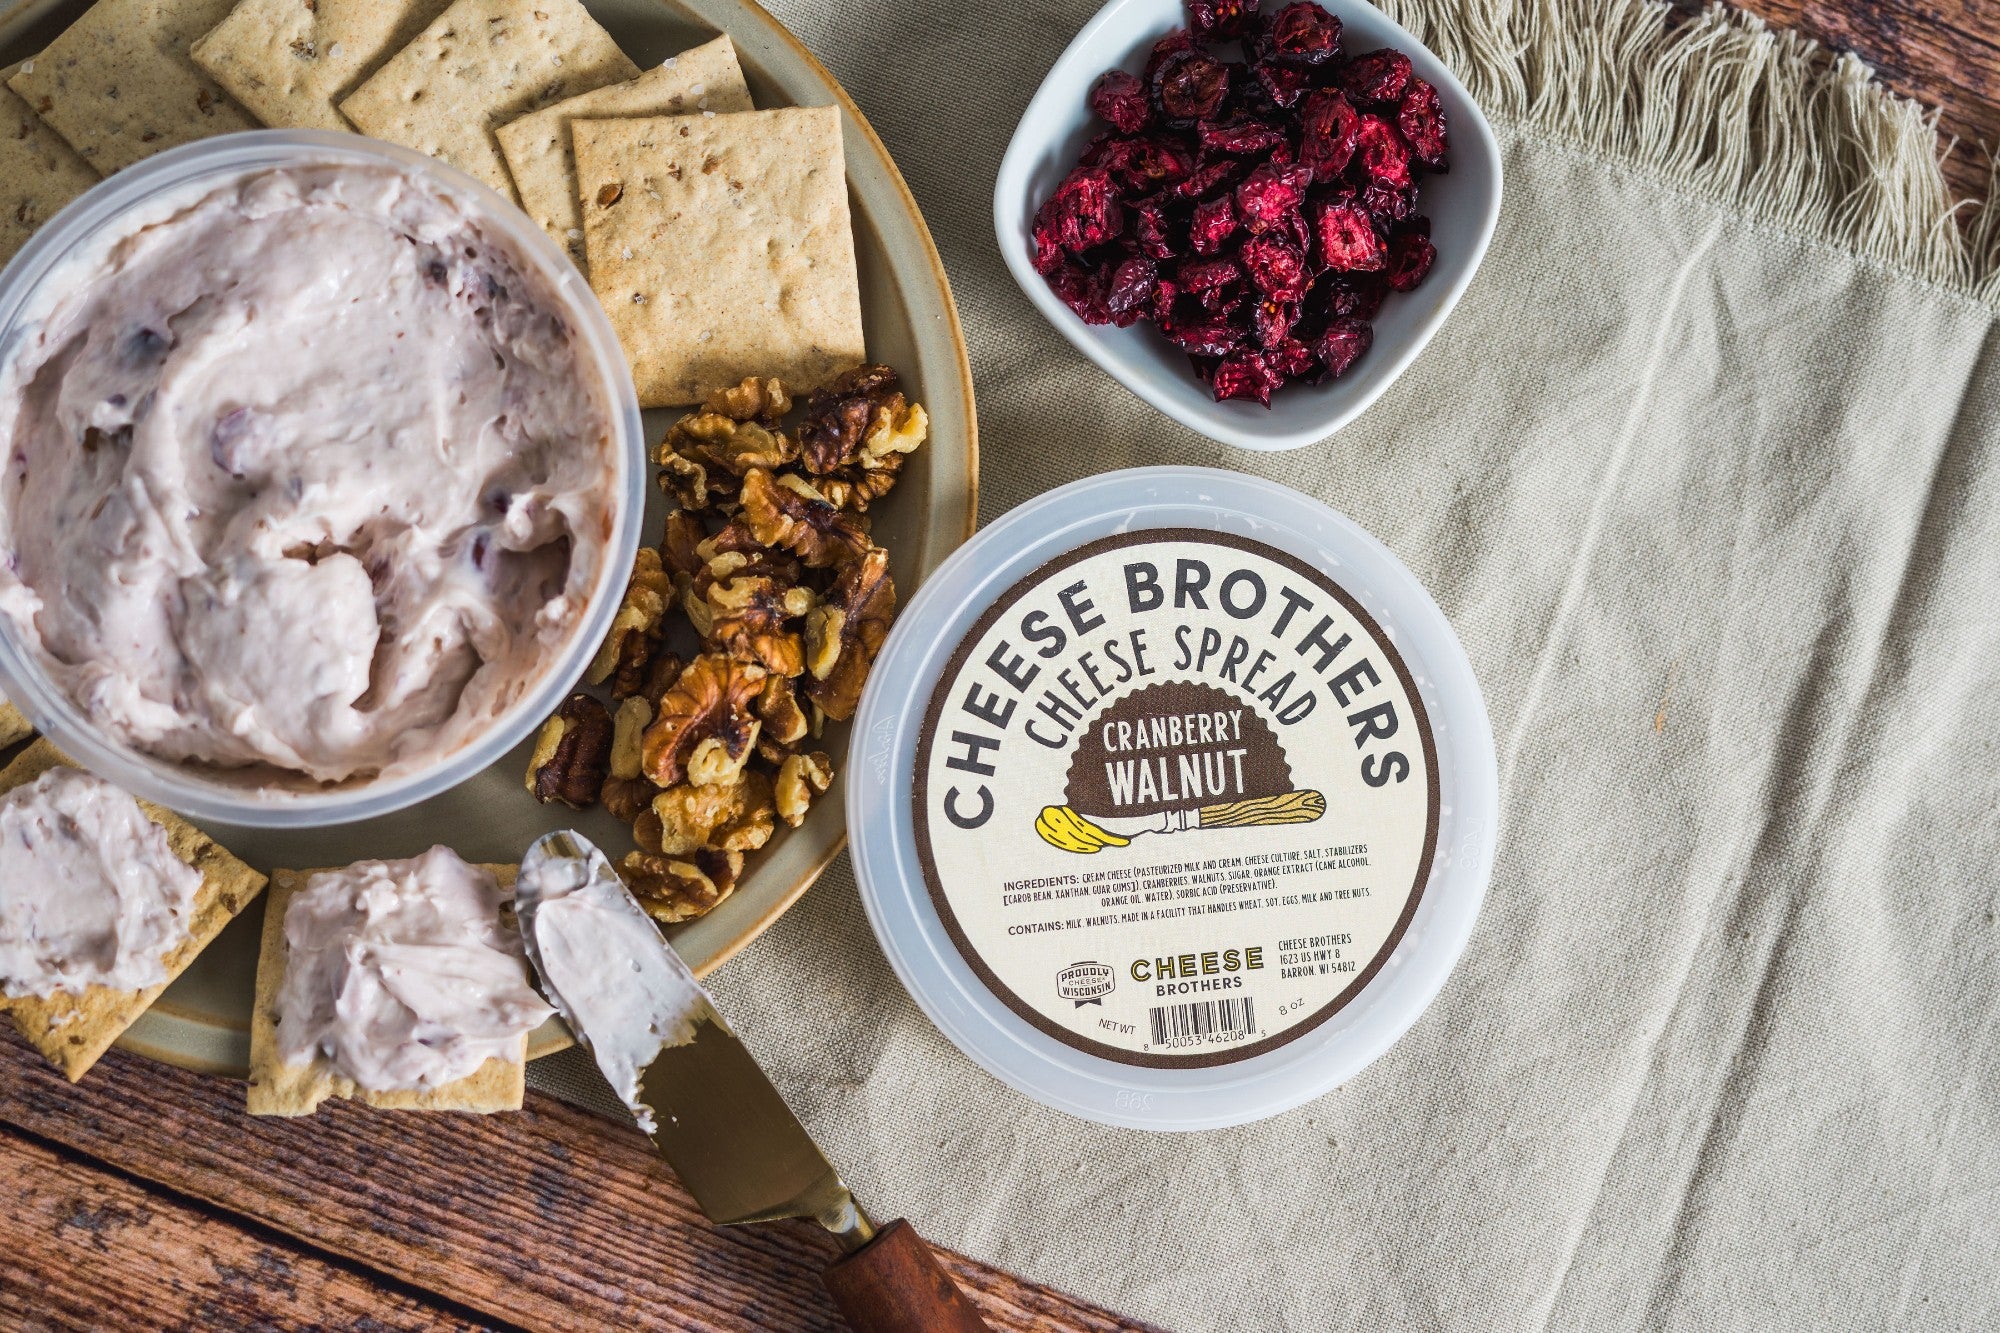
[0,131,644,826]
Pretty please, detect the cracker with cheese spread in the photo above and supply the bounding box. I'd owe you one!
[248,862,539,1116]
[191,0,452,132]
[338,0,638,201]
[496,35,753,267]
[6,0,258,174]
[575,106,865,406]
[0,739,266,1081]
[0,66,97,266]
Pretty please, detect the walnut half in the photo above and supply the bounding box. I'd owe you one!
[640,653,767,788]
[526,693,614,807]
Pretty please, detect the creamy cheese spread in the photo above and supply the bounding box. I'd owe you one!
[0,163,617,784]
[516,835,715,1134]
[0,766,200,997]
[274,846,552,1091]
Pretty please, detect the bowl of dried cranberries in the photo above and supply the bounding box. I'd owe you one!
[995,0,1500,451]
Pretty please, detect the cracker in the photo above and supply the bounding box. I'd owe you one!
[6,0,258,175]
[496,36,751,266]
[191,0,453,132]
[0,66,98,266]
[247,864,528,1116]
[0,700,33,749]
[576,107,865,406]
[0,740,267,1082]
[337,0,639,202]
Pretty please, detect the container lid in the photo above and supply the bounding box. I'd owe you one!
[847,467,1497,1130]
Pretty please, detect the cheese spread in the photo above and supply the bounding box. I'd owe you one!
[0,163,617,784]
[0,767,200,997]
[274,846,552,1090]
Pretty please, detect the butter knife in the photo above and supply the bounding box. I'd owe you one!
[514,831,991,1333]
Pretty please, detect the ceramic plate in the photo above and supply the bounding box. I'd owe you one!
[0,0,977,1075]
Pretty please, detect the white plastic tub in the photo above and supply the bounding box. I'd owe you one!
[847,467,1497,1129]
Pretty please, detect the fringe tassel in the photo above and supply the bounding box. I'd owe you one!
[1372,0,2000,303]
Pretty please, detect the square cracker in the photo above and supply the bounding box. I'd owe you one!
[576,107,865,407]
[0,739,267,1082]
[247,864,528,1116]
[6,0,259,175]
[0,700,34,749]
[191,0,453,133]
[338,0,639,202]
[0,66,98,266]
[496,35,752,267]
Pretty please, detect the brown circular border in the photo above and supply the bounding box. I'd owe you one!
[912,528,1442,1070]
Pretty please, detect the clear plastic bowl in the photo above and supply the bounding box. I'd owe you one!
[0,131,645,827]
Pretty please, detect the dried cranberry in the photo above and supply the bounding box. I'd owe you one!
[1164,313,1245,357]
[1252,295,1298,348]
[1397,78,1448,169]
[1032,226,1066,276]
[1105,256,1160,323]
[1151,277,1181,323]
[1251,59,1310,109]
[1339,49,1411,104]
[1264,2,1342,65]
[1241,232,1307,301]
[1189,193,1239,255]
[1090,70,1154,135]
[1360,181,1414,220]
[1186,0,1261,41]
[1312,200,1384,271]
[1175,157,1247,200]
[1134,198,1181,259]
[1235,161,1312,234]
[1211,349,1284,405]
[1352,115,1412,191]
[1297,88,1360,179]
[1197,284,1242,314]
[1266,336,1316,378]
[1384,231,1435,290]
[1144,29,1197,84]
[1347,274,1387,319]
[1315,317,1373,377]
[1090,135,1196,193]
[1178,255,1242,294]
[1153,49,1232,124]
[1034,164,1124,256]
[1046,259,1090,306]
[1199,117,1288,157]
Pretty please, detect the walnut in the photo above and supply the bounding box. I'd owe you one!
[706,573,814,676]
[703,375,792,424]
[654,407,798,509]
[640,653,766,788]
[525,693,613,807]
[803,546,894,721]
[774,751,834,827]
[602,775,662,823]
[757,674,809,750]
[660,510,709,582]
[620,848,744,924]
[586,548,671,694]
[737,468,873,569]
[643,769,775,855]
[610,696,652,780]
[796,363,903,474]
[814,451,904,514]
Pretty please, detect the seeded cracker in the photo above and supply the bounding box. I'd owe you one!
[576,108,865,407]
[247,866,529,1116]
[338,0,639,203]
[0,740,266,1082]
[0,701,31,749]
[191,0,454,133]
[5,0,258,175]
[0,67,97,266]
[496,35,752,267]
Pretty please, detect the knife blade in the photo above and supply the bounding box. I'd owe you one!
[514,830,990,1333]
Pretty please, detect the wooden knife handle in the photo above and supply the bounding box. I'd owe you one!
[822,1219,992,1332]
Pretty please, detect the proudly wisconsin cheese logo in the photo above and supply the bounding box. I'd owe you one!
[1036,680,1325,853]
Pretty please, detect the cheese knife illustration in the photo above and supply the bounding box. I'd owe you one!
[1037,789,1326,853]
[514,831,991,1333]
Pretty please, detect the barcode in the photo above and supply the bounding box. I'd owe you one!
[1148,996,1256,1046]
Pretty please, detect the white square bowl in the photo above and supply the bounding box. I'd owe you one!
[993,0,1502,452]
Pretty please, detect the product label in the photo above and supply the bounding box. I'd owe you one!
[914,531,1439,1068]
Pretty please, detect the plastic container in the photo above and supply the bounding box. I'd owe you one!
[848,467,1497,1129]
[0,131,645,827]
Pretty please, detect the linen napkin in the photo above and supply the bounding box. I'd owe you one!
[538,1,2000,1327]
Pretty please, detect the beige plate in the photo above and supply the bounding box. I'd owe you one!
[0,0,977,1077]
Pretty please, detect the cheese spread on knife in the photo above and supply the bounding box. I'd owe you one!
[0,767,200,997]
[0,163,617,784]
[274,847,551,1091]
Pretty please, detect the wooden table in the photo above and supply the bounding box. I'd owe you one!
[4,3,1997,1329]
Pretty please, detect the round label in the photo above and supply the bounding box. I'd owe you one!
[913,531,1440,1068]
